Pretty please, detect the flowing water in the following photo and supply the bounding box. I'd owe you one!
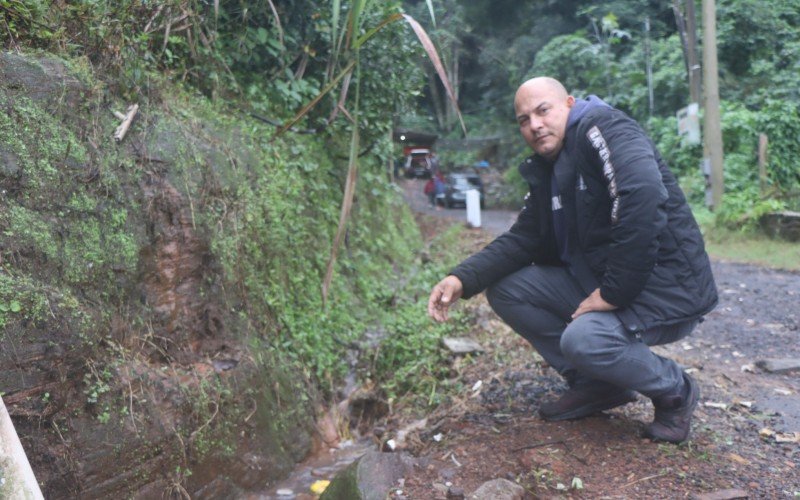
[248,439,375,499]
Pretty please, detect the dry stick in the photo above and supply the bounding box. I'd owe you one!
[563,442,589,465]
[512,439,567,452]
[144,4,164,33]
[162,14,172,53]
[2,17,20,52]
[127,379,138,432]
[113,104,139,142]
[622,471,669,488]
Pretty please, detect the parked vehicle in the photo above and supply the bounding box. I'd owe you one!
[443,172,484,208]
[403,148,434,178]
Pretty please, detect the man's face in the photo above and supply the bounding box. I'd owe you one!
[514,82,574,160]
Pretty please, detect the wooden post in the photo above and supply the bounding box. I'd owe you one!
[758,133,769,194]
[0,396,44,499]
[702,0,724,209]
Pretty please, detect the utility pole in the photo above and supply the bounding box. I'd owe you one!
[702,0,724,209]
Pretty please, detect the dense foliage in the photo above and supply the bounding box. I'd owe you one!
[0,0,464,399]
[403,0,800,223]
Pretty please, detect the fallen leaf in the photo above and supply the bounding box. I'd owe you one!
[775,432,800,444]
[310,480,330,495]
[728,453,750,465]
[759,428,775,439]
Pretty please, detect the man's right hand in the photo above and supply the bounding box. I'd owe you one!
[427,275,464,322]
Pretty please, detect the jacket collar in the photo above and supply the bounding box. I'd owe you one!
[519,155,552,188]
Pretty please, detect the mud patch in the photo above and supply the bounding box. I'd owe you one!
[139,172,223,362]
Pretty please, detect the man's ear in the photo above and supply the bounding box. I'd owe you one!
[567,95,576,107]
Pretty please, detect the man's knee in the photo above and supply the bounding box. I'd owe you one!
[560,325,590,363]
[560,313,625,364]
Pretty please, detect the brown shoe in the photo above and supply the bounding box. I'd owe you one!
[644,373,700,443]
[539,384,637,421]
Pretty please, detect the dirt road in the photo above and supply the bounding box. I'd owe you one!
[398,180,800,498]
[401,177,518,237]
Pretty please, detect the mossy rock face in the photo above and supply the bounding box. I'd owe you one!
[0,52,317,498]
[0,53,87,111]
[320,451,414,500]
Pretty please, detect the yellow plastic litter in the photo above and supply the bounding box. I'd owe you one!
[310,480,330,495]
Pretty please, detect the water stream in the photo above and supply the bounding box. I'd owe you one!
[249,438,375,499]
[249,328,391,499]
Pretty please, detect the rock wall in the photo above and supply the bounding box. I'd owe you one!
[0,52,319,498]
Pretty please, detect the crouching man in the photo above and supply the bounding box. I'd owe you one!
[428,77,717,443]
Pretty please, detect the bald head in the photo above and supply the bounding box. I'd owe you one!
[514,77,574,160]
[515,77,569,108]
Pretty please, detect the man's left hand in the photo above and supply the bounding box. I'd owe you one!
[572,288,617,319]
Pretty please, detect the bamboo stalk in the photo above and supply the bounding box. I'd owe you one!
[0,396,44,499]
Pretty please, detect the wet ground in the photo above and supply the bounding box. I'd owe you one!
[394,180,800,498]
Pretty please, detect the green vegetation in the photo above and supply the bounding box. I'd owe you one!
[371,224,471,403]
[696,214,800,271]
[404,0,800,230]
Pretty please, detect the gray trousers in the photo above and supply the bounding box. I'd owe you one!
[486,265,695,399]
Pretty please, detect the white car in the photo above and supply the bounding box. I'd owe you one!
[403,148,434,178]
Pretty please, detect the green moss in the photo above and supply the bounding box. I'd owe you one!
[3,205,58,261]
[0,272,90,332]
[61,192,137,288]
[0,91,139,305]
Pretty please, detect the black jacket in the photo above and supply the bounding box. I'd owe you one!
[451,97,718,331]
